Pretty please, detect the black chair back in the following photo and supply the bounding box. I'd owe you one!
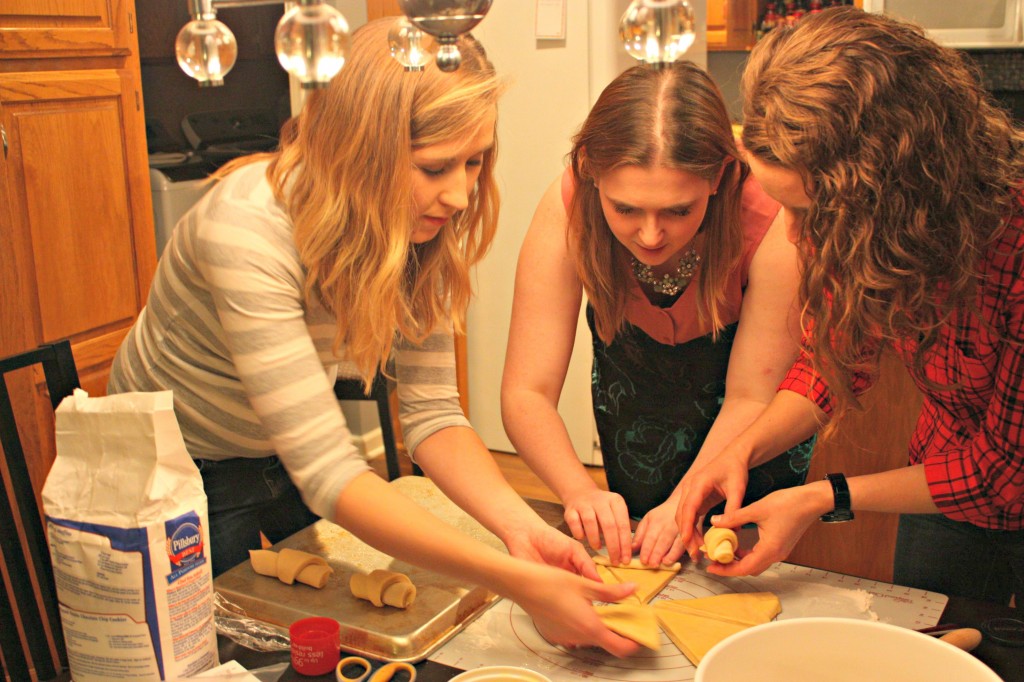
[0,340,79,681]
[333,371,420,480]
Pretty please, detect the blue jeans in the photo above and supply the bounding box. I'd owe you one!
[894,513,1024,605]
[196,456,320,577]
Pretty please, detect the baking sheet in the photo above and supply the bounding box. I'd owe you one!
[430,561,948,681]
[214,477,507,663]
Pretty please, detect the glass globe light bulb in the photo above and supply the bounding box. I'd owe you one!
[388,17,432,71]
[275,1,351,89]
[619,0,696,68]
[398,0,493,72]
[175,17,237,87]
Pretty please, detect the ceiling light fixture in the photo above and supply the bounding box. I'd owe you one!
[619,0,696,68]
[176,0,493,88]
[395,0,493,72]
[175,0,239,87]
[388,17,432,72]
[176,0,348,89]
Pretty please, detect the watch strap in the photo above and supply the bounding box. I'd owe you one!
[820,472,855,523]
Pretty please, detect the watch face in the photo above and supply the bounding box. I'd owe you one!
[820,509,855,523]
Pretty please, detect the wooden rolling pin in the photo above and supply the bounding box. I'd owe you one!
[937,628,983,652]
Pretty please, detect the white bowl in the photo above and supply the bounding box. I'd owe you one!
[696,617,1000,682]
[449,666,553,682]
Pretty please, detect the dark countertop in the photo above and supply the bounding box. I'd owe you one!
[219,498,1023,682]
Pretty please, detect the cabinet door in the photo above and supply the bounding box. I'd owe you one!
[367,0,404,21]
[787,351,923,582]
[0,0,134,57]
[0,67,155,391]
[707,0,759,51]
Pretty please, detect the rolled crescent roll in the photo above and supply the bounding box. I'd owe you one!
[700,527,739,564]
[248,548,334,588]
[350,569,417,609]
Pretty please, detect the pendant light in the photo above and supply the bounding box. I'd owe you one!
[274,0,350,89]
[175,0,349,89]
[388,17,432,72]
[396,0,494,72]
[175,0,493,87]
[620,0,696,68]
[175,0,238,87]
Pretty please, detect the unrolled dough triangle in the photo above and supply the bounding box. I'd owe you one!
[653,607,749,664]
[652,592,782,665]
[655,592,781,626]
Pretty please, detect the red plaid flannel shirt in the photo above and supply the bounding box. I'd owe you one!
[780,209,1024,530]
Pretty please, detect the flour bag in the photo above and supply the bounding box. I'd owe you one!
[42,389,218,680]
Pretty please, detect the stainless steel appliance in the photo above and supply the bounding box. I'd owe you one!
[148,108,281,256]
[863,0,1024,48]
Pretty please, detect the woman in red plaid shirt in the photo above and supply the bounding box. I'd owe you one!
[675,6,1024,604]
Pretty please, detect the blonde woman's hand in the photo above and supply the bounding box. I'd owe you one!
[631,498,686,567]
[562,489,633,565]
[505,523,601,581]
[513,563,642,658]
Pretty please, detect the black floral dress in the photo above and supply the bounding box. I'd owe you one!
[588,306,814,520]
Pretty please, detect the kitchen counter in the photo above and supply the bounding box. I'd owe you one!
[218,497,1023,682]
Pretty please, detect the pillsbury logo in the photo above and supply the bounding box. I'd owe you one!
[165,511,207,582]
[171,529,201,555]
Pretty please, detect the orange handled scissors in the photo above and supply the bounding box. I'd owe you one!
[336,656,416,682]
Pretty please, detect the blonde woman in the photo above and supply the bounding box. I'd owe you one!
[502,62,812,568]
[110,19,640,654]
[676,7,1024,605]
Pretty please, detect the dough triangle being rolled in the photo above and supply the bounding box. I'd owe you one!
[593,556,681,604]
[594,603,661,650]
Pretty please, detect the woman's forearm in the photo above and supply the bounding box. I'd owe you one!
[730,389,826,469]
[413,426,554,545]
[502,389,600,503]
[846,464,939,515]
[334,470,530,595]
[692,396,771,471]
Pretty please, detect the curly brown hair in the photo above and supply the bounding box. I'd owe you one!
[569,61,748,343]
[742,6,1024,426]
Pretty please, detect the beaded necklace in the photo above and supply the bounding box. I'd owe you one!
[631,246,701,296]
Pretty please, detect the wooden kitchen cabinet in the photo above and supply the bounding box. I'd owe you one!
[367,0,404,21]
[788,352,923,583]
[708,1,865,52]
[708,0,762,51]
[0,0,155,495]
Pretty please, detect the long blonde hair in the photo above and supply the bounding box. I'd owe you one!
[221,19,500,387]
[742,7,1024,424]
[568,61,747,344]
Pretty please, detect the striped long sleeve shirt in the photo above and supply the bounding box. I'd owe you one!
[109,161,470,522]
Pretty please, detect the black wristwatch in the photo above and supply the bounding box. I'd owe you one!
[820,473,855,523]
